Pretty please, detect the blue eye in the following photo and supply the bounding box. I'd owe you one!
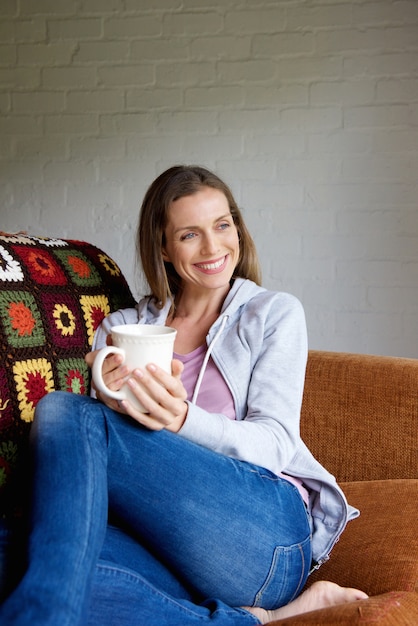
[180,232,196,241]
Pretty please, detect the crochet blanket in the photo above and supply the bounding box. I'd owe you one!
[0,233,136,521]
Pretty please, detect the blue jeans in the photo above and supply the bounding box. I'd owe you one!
[0,391,312,626]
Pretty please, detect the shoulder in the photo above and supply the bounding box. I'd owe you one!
[221,280,306,353]
[232,279,305,321]
[244,291,306,343]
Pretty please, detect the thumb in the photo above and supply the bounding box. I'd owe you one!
[171,358,184,378]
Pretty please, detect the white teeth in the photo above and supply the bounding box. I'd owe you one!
[197,257,225,270]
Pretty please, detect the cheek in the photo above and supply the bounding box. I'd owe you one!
[162,240,180,263]
[164,245,191,272]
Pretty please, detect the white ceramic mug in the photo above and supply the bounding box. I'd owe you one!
[92,324,177,413]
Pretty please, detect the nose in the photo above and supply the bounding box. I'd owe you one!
[201,231,219,256]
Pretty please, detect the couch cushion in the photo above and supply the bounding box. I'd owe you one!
[0,233,136,521]
[307,479,418,597]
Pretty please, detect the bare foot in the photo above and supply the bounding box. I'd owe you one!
[243,580,368,624]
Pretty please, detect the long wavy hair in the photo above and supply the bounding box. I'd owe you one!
[136,165,261,309]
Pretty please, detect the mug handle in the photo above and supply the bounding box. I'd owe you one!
[91,346,126,401]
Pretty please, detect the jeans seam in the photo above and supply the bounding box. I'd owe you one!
[253,545,283,606]
[287,541,307,603]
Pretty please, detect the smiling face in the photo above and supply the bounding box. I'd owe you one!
[162,186,240,299]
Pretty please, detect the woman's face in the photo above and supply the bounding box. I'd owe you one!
[162,187,240,296]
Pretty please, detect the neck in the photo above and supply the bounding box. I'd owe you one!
[171,285,230,323]
[174,288,229,319]
[167,288,229,354]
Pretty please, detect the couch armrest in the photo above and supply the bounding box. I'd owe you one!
[266,591,418,625]
[301,351,418,482]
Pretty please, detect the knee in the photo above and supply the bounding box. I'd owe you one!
[32,392,110,457]
[33,391,91,435]
[36,390,76,419]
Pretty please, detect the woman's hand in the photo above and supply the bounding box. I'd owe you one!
[122,359,188,433]
[85,348,130,414]
[85,349,188,433]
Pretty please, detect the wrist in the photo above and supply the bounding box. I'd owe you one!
[165,402,188,433]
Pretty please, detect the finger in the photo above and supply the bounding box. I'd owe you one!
[145,364,187,401]
[86,349,123,376]
[95,389,127,415]
[101,352,124,375]
[118,392,166,430]
[101,354,130,391]
[126,373,166,412]
[171,358,184,379]
[121,394,186,432]
[125,372,186,428]
[85,338,114,366]
[85,349,99,367]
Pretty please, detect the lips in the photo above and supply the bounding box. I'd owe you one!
[195,256,227,272]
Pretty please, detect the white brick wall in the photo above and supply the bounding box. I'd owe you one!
[1,0,418,358]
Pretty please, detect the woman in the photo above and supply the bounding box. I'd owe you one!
[0,166,367,625]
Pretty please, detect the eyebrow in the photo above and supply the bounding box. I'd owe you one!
[172,213,233,235]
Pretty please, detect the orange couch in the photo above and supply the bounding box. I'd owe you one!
[266,351,418,625]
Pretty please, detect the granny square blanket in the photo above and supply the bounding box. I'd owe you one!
[0,233,135,521]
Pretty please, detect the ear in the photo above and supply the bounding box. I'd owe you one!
[161,247,170,262]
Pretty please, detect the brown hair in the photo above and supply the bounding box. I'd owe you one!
[136,165,261,309]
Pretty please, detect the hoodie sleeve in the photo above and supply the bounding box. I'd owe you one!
[177,292,308,476]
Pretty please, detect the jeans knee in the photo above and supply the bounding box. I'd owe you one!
[33,392,92,443]
[35,390,73,424]
[36,389,63,411]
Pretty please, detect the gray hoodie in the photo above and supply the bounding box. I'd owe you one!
[92,277,359,568]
